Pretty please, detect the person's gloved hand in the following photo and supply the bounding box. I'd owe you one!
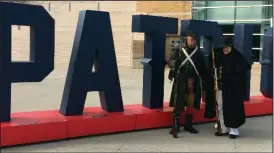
[174,59,181,69]
[168,69,175,81]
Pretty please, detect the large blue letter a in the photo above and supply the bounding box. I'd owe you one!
[60,11,124,115]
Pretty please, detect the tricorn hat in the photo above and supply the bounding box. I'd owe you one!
[220,36,233,47]
[180,30,197,38]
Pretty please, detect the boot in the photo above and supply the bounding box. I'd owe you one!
[184,114,199,134]
[215,132,229,136]
[176,116,181,132]
[169,114,179,138]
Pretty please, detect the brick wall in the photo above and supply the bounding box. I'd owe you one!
[12,1,136,67]
[11,1,192,68]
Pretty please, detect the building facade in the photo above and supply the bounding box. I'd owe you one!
[11,1,271,68]
[11,1,192,69]
[192,1,273,62]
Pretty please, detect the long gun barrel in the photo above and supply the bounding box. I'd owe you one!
[169,48,181,138]
[211,49,222,134]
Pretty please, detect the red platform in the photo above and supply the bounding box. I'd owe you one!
[1,96,272,147]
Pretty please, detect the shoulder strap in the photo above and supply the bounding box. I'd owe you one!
[181,46,203,90]
[180,46,199,76]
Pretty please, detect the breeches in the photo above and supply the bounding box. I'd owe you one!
[173,78,195,115]
[186,78,195,107]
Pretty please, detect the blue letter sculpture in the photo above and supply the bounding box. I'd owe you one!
[0,2,55,122]
[233,24,254,101]
[60,11,123,116]
[260,27,273,98]
[132,15,178,109]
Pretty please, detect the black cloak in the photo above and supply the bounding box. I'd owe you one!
[204,47,251,128]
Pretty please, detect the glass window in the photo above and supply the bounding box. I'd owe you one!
[193,1,236,22]
[192,9,206,20]
[191,0,271,63]
[235,1,271,23]
[207,1,235,7]
[192,1,206,8]
[192,1,207,20]
[207,8,235,21]
[261,1,273,19]
[236,1,263,6]
[236,7,262,20]
[205,1,235,23]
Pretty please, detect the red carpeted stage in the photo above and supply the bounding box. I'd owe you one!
[1,96,272,147]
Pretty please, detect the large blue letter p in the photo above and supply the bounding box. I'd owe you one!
[0,2,55,122]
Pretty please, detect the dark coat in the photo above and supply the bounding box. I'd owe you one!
[204,47,251,128]
[168,46,209,111]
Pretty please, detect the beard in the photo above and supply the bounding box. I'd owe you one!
[187,44,195,49]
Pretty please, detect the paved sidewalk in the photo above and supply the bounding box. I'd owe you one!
[2,63,272,152]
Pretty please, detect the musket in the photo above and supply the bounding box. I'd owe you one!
[172,36,187,109]
[170,41,183,108]
[211,48,222,134]
[168,41,183,137]
[170,52,181,135]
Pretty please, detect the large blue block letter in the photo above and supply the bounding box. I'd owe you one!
[233,24,254,101]
[260,27,273,98]
[60,11,123,115]
[132,15,178,109]
[0,2,55,122]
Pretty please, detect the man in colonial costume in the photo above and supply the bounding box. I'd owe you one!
[168,30,209,138]
[204,36,251,139]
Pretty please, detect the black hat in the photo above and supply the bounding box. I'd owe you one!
[180,30,197,38]
[220,36,233,47]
